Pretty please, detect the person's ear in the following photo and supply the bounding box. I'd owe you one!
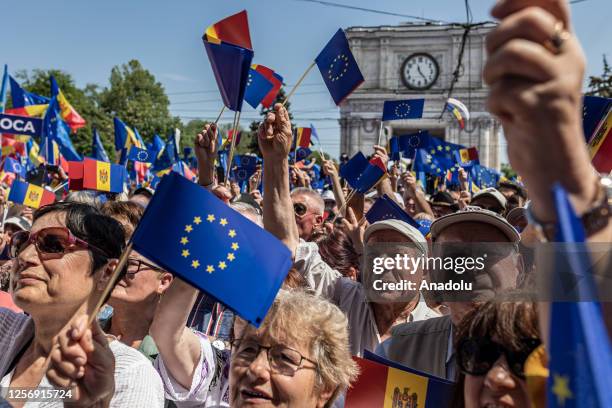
[316,384,337,408]
[97,259,119,291]
[157,273,173,295]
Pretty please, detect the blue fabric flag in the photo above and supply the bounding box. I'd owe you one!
[295,147,312,161]
[204,41,254,111]
[42,97,81,161]
[244,69,274,109]
[131,172,292,327]
[315,29,364,106]
[9,76,50,108]
[366,194,419,229]
[470,164,500,188]
[0,65,8,112]
[92,127,110,162]
[4,157,26,178]
[547,184,612,408]
[152,134,165,154]
[382,99,425,121]
[128,146,156,163]
[339,152,386,193]
[582,95,612,143]
[413,149,456,176]
[310,123,320,145]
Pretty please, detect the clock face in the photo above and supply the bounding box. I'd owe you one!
[401,53,439,90]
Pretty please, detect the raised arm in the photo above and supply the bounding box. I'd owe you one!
[259,103,300,255]
[194,123,218,188]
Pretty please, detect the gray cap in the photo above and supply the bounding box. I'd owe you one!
[364,219,428,255]
[430,206,520,242]
[471,187,507,209]
[4,216,31,232]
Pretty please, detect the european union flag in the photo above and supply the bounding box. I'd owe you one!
[128,146,156,163]
[42,96,81,161]
[413,149,454,176]
[382,99,425,121]
[92,127,110,162]
[366,194,419,229]
[3,157,26,179]
[295,147,312,161]
[547,184,612,408]
[339,152,386,193]
[470,164,499,188]
[389,131,431,159]
[232,155,258,185]
[131,172,292,327]
[315,29,364,106]
[244,69,274,109]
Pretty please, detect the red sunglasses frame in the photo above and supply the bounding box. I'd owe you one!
[10,226,110,259]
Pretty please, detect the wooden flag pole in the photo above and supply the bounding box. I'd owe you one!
[376,120,384,146]
[225,110,241,185]
[213,105,226,125]
[282,61,316,106]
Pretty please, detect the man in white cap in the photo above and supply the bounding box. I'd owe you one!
[375,207,522,380]
[470,187,508,216]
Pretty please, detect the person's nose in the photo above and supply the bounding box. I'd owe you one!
[483,357,517,393]
[246,348,272,382]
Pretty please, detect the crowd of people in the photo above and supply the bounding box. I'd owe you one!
[0,0,611,407]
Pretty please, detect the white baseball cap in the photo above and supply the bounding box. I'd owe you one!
[430,206,520,242]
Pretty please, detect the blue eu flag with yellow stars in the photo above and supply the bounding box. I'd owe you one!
[546,184,612,408]
[131,172,293,327]
[382,99,425,121]
[315,28,364,106]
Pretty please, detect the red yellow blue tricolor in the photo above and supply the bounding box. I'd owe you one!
[8,180,55,209]
[295,127,312,149]
[204,10,252,50]
[588,106,612,173]
[446,97,470,130]
[82,158,125,193]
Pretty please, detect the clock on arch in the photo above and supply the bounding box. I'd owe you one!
[401,53,440,90]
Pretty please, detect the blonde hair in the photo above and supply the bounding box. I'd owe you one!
[238,289,359,405]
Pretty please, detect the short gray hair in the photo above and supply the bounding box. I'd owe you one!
[291,187,324,215]
[230,202,263,227]
[65,191,105,209]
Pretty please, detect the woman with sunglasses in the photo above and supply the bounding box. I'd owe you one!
[455,300,541,408]
[0,201,164,407]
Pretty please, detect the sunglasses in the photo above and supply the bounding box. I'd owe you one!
[9,227,109,260]
[293,203,309,217]
[457,337,541,379]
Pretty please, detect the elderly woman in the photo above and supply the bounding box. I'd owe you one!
[100,201,173,361]
[149,278,357,407]
[0,201,164,407]
[455,300,541,408]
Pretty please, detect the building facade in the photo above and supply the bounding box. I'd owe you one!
[341,22,503,169]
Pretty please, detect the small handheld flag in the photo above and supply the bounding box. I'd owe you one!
[92,127,110,163]
[455,146,479,165]
[445,97,470,129]
[339,152,387,193]
[587,103,612,173]
[128,146,156,163]
[50,75,86,132]
[3,157,26,179]
[8,180,55,209]
[295,127,312,149]
[69,158,126,193]
[244,69,274,109]
[252,64,283,108]
[131,172,292,327]
[366,194,420,229]
[382,99,425,121]
[315,29,364,105]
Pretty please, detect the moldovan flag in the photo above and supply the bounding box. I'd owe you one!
[588,106,612,173]
[345,352,454,408]
[50,75,86,132]
[456,146,479,164]
[8,180,55,209]
[75,158,125,193]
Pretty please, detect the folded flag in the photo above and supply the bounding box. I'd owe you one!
[582,95,612,143]
[455,146,479,165]
[3,157,26,178]
[587,103,612,173]
[252,64,283,108]
[8,180,55,209]
[92,127,110,162]
[50,75,86,132]
[445,97,470,129]
[131,172,292,327]
[244,69,274,109]
[128,146,157,163]
[382,99,425,121]
[315,29,364,105]
[345,351,454,408]
[546,184,612,408]
[295,127,312,149]
[339,152,386,193]
[69,157,125,193]
[203,10,254,111]
[366,194,420,230]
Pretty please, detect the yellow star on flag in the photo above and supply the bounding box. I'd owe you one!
[180,237,189,245]
[193,216,202,225]
[207,214,215,222]
[227,253,235,261]
[206,265,215,273]
[437,145,443,151]
[181,249,190,258]
[218,261,227,270]
[552,374,573,407]
[228,229,236,238]
[191,260,200,269]
[219,218,228,226]
[231,242,239,251]
[185,225,193,233]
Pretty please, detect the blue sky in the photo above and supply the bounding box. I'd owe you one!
[3,0,611,158]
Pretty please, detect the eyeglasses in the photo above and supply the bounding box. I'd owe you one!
[457,337,541,379]
[293,203,309,217]
[230,338,317,376]
[126,258,165,276]
[9,227,109,260]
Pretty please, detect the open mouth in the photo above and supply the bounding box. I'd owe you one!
[241,389,272,401]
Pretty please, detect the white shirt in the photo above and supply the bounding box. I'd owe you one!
[0,308,164,408]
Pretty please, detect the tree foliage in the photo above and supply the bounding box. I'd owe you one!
[586,55,612,98]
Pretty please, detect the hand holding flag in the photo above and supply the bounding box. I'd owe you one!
[257,104,293,158]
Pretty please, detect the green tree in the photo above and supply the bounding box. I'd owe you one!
[98,60,181,145]
[500,163,517,180]
[586,55,612,98]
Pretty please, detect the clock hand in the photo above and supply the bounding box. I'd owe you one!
[417,66,427,81]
